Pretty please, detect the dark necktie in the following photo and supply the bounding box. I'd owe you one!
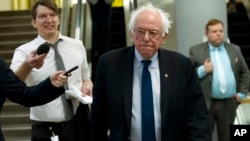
[141,60,156,141]
[52,41,74,120]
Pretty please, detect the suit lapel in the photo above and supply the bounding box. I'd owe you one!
[120,47,135,131]
[224,42,236,72]
[202,43,213,82]
[202,43,210,60]
[158,49,171,126]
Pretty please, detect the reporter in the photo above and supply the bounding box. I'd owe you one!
[0,57,69,140]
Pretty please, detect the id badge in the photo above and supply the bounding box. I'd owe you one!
[50,135,59,141]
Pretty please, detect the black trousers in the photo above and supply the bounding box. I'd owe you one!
[31,121,68,141]
[60,103,91,141]
[209,98,240,141]
[31,104,90,141]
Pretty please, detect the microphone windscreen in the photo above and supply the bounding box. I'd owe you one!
[37,42,50,55]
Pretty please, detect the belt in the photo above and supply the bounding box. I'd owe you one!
[212,98,232,101]
[32,120,68,129]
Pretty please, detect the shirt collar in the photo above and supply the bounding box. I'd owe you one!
[208,42,225,51]
[37,32,64,44]
[134,48,158,68]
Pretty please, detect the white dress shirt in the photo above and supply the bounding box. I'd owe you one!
[10,33,90,122]
[130,49,161,141]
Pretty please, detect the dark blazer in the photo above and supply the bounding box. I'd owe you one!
[189,42,250,108]
[0,58,65,141]
[90,46,211,141]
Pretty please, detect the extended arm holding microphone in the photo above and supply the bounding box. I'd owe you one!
[14,43,50,81]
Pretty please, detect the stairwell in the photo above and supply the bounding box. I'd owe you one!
[0,10,36,141]
[0,6,127,140]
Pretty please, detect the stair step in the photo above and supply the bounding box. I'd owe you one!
[110,7,126,50]
[228,23,250,34]
[0,99,31,140]
[0,114,31,125]
[1,116,31,141]
[0,15,30,19]
[0,10,31,17]
[1,101,30,116]
[2,125,31,131]
[0,15,31,25]
[2,127,31,141]
[229,34,250,46]
[244,58,250,68]
[228,12,249,23]
[111,21,126,32]
[0,31,37,42]
[0,50,14,60]
[0,40,27,50]
[0,24,35,33]
[240,46,250,58]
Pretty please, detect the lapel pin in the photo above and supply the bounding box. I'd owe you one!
[235,58,238,63]
[165,74,168,78]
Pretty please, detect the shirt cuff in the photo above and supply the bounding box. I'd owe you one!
[197,66,207,78]
[237,92,247,99]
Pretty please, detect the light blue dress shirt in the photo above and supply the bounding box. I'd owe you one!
[197,43,245,99]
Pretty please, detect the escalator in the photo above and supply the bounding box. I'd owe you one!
[227,2,250,68]
[227,2,250,126]
[110,6,127,51]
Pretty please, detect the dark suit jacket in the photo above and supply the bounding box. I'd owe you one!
[90,46,211,141]
[189,42,250,108]
[0,58,65,141]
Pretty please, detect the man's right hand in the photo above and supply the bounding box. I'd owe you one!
[204,58,213,74]
[50,71,70,88]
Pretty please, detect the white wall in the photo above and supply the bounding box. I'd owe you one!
[175,0,228,56]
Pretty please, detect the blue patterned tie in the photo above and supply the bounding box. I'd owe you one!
[141,60,156,141]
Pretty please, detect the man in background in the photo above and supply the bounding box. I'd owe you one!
[189,18,249,141]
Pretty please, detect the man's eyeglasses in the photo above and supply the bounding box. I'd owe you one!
[133,29,163,39]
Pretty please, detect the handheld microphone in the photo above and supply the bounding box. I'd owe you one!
[37,42,50,55]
